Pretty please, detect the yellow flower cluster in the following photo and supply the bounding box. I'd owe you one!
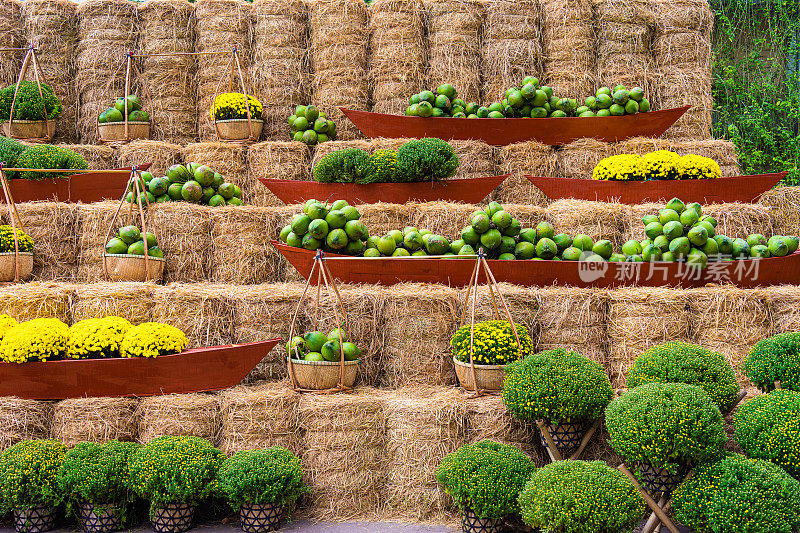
[678,154,722,180]
[120,322,188,359]
[0,318,69,363]
[451,320,534,366]
[0,314,18,341]
[210,93,263,121]
[0,225,34,254]
[593,150,722,181]
[67,316,133,359]
[642,150,681,180]
[592,154,647,181]
[0,439,67,509]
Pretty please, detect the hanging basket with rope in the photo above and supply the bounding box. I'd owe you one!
[211,47,263,143]
[96,51,152,145]
[1,46,59,143]
[0,164,34,282]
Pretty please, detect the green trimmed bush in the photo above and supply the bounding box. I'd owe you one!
[0,439,67,512]
[502,348,613,422]
[605,382,726,469]
[626,341,739,410]
[312,148,370,184]
[360,149,398,183]
[0,81,62,121]
[518,460,645,533]
[734,389,800,478]
[743,332,800,392]
[436,440,534,520]
[395,138,459,182]
[0,137,26,177]
[216,447,306,512]
[673,454,800,533]
[15,144,88,181]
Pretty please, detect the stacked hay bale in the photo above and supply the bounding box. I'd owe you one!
[0,282,71,323]
[137,393,219,444]
[299,390,385,520]
[210,206,284,285]
[759,187,800,237]
[76,0,139,143]
[622,202,662,241]
[464,395,543,464]
[51,398,139,446]
[247,141,310,206]
[410,201,482,237]
[138,0,198,144]
[149,203,213,283]
[672,138,741,177]
[117,139,183,176]
[194,0,251,140]
[358,202,414,237]
[483,0,544,101]
[651,0,714,139]
[542,0,595,97]
[368,0,426,114]
[152,283,234,347]
[495,141,559,206]
[23,0,79,142]
[700,203,775,239]
[591,0,652,93]
[547,199,627,248]
[309,0,370,140]
[766,285,800,333]
[0,399,52,451]
[250,0,308,140]
[76,201,135,282]
[62,144,117,170]
[424,0,485,103]
[69,282,155,324]
[450,140,497,180]
[0,0,23,86]
[615,135,674,155]
[559,138,613,179]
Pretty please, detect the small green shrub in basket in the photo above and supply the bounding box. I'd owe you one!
[502,348,612,421]
[673,454,800,533]
[626,341,740,411]
[743,332,800,392]
[605,382,726,470]
[518,460,645,533]
[0,439,67,513]
[0,81,62,121]
[215,447,306,512]
[436,440,534,520]
[450,320,534,366]
[395,138,459,182]
[734,389,800,478]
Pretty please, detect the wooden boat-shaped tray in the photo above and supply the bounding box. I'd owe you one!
[0,338,280,399]
[341,106,690,146]
[527,172,787,204]
[259,174,509,205]
[6,163,152,203]
[274,241,800,289]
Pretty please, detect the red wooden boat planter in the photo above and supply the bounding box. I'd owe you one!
[0,338,280,400]
[273,241,800,289]
[5,163,152,203]
[526,172,788,205]
[258,174,509,205]
[340,106,690,147]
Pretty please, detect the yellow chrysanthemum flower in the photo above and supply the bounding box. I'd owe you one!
[678,154,722,180]
[210,93,263,121]
[120,322,188,358]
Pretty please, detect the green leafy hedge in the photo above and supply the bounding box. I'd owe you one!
[743,332,800,392]
[395,138,459,182]
[734,389,800,478]
[14,144,88,180]
[216,447,306,512]
[0,439,67,512]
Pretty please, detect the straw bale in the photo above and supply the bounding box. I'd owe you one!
[0,282,71,323]
[450,140,496,181]
[409,202,478,238]
[547,199,627,247]
[595,55,651,94]
[51,398,139,446]
[61,144,117,170]
[615,136,675,156]
[765,285,800,333]
[464,394,543,464]
[9,202,78,282]
[76,201,135,282]
[544,66,596,98]
[595,22,650,55]
[149,203,213,283]
[218,382,302,455]
[299,388,385,520]
[542,0,594,84]
[427,55,483,104]
[248,142,310,195]
[559,138,614,179]
[359,202,414,236]
[581,425,622,465]
[495,141,559,206]
[607,287,694,387]
[465,283,538,336]
[671,138,740,177]
[651,0,714,33]
[701,203,774,240]
[152,283,235,347]
[383,386,466,521]
[759,186,800,237]
[0,398,52,451]
[484,0,543,40]
[592,0,649,24]
[504,205,549,229]
[653,30,712,70]
[68,281,154,324]
[117,140,184,177]
[210,206,283,284]
[137,0,194,38]
[0,0,23,86]
[371,98,410,115]
[310,139,372,169]
[655,68,713,140]
[137,393,220,445]
[259,106,298,144]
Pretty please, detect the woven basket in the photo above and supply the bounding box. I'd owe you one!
[291,358,358,390]
[13,506,56,533]
[103,254,164,282]
[1,120,56,140]
[0,251,33,282]
[453,357,506,391]
[151,503,195,533]
[78,503,122,533]
[539,419,587,455]
[98,122,150,142]
[460,509,504,533]
[634,461,691,495]
[240,503,282,533]
[215,119,264,141]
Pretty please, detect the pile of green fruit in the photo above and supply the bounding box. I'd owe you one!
[279,199,369,255]
[582,85,650,117]
[98,94,149,124]
[406,84,482,118]
[105,225,163,258]
[365,227,452,257]
[127,163,242,207]
[287,105,337,145]
[287,328,361,363]
[452,201,530,258]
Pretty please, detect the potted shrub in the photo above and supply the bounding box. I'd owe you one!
[605,382,726,494]
[216,447,306,532]
[126,436,224,533]
[0,439,67,533]
[734,389,800,478]
[57,440,140,533]
[673,454,800,533]
[502,348,612,456]
[436,440,535,533]
[0,224,34,282]
[451,320,535,392]
[518,460,645,533]
[743,332,800,392]
[0,81,62,140]
[626,341,740,413]
[211,93,264,141]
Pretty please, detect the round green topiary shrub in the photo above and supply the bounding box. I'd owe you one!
[360,149,398,184]
[502,348,613,422]
[216,447,306,512]
[15,144,88,181]
[312,148,370,184]
[605,382,726,469]
[626,341,739,410]
[673,454,800,533]
[518,460,645,533]
[734,389,800,478]
[743,332,800,392]
[436,440,535,520]
[0,81,62,121]
[395,138,459,182]
[0,439,67,512]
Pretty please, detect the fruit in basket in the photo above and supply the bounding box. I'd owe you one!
[289,329,360,362]
[106,226,161,258]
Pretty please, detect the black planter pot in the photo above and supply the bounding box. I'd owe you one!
[539,419,586,456]
[461,508,504,533]
[635,461,691,494]
[13,506,56,533]
[79,503,122,533]
[239,503,282,533]
[150,502,195,533]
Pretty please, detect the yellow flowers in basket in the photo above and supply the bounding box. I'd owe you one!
[210,93,263,121]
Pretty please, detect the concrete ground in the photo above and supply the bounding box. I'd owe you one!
[0,521,458,533]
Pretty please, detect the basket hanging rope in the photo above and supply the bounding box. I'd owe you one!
[4,46,55,143]
[211,46,262,143]
[286,250,353,394]
[96,51,155,145]
[0,163,32,283]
